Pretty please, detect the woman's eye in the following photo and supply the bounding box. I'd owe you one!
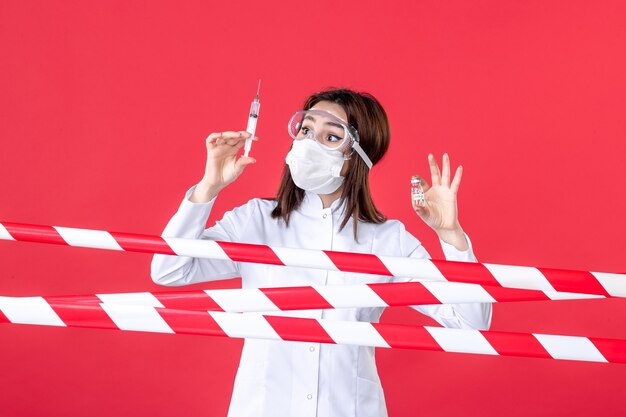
[301,127,310,135]
[327,134,342,142]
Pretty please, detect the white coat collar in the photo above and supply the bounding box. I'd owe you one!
[301,191,347,216]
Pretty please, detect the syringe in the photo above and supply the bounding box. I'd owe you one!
[243,80,261,157]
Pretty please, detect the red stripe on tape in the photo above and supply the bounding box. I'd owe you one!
[157,309,227,337]
[538,268,610,297]
[260,286,333,310]
[481,331,552,359]
[217,241,285,266]
[153,291,223,311]
[323,251,392,276]
[368,282,440,306]
[589,337,626,363]
[3,223,67,245]
[46,301,118,330]
[481,285,551,302]
[372,322,443,350]
[109,233,177,255]
[265,316,335,344]
[431,260,501,287]
[0,308,9,323]
[47,294,103,304]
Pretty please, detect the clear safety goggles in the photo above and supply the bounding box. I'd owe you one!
[287,109,373,169]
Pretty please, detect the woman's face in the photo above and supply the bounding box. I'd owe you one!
[308,100,350,177]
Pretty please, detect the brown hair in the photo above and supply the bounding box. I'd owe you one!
[271,88,391,239]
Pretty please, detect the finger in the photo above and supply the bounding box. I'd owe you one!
[450,165,463,194]
[209,131,253,146]
[228,135,260,147]
[442,153,451,187]
[428,154,442,186]
[221,131,250,139]
[411,196,428,217]
[234,156,257,174]
[206,132,222,144]
[412,204,426,215]
[211,131,250,145]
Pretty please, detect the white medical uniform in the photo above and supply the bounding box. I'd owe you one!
[151,186,492,417]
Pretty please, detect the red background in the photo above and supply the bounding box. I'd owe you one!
[1,1,625,416]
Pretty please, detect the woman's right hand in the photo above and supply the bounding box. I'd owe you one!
[190,131,258,203]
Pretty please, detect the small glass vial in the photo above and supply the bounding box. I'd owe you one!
[411,177,426,207]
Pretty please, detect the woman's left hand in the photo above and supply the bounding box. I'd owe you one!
[412,153,469,250]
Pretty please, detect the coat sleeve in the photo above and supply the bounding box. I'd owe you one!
[393,226,493,330]
[150,185,253,286]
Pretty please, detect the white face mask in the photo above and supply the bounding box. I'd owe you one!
[285,139,346,194]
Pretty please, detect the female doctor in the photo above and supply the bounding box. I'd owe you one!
[151,88,492,417]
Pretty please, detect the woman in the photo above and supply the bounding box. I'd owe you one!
[151,88,492,417]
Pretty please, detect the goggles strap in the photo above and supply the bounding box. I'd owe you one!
[351,141,373,169]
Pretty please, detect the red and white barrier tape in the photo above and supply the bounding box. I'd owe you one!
[1,221,625,298]
[0,298,623,364]
[27,282,601,314]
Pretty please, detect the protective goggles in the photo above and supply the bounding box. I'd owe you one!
[287,109,373,169]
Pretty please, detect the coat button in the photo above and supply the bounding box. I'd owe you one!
[309,346,316,352]
[307,394,313,400]
[322,213,327,219]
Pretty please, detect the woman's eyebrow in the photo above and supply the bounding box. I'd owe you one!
[324,121,344,129]
[304,114,343,130]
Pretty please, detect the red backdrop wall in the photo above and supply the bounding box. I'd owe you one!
[1,1,625,416]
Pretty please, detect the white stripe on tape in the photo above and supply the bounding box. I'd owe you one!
[379,257,446,281]
[544,291,604,301]
[271,246,339,271]
[316,284,387,309]
[591,272,626,297]
[53,227,123,251]
[533,334,607,363]
[164,237,231,260]
[0,296,66,326]
[96,292,165,308]
[483,264,557,292]
[425,326,498,355]
[422,282,496,304]
[99,304,174,333]
[320,320,390,348]
[0,224,16,241]
[209,312,281,340]
[205,289,278,312]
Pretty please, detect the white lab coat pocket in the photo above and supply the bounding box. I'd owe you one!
[355,376,387,417]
